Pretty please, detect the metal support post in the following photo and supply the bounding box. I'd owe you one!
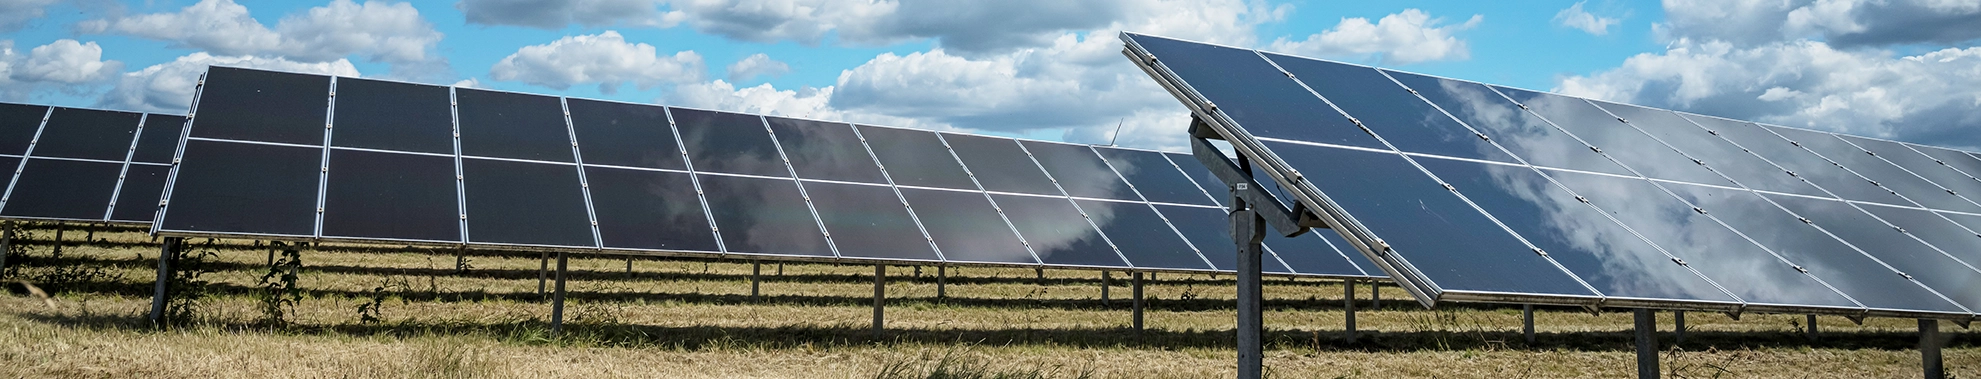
[625,257,632,274]
[1344,278,1356,342]
[1370,281,1379,309]
[1922,319,1944,379]
[777,263,783,276]
[936,266,946,300]
[550,251,569,335]
[1234,204,1266,379]
[751,261,761,300]
[1101,270,1111,306]
[1036,267,1045,282]
[873,265,885,338]
[1132,271,1145,332]
[1674,310,1686,344]
[454,246,466,274]
[50,225,61,257]
[0,223,13,275]
[537,251,548,297]
[1806,314,1818,341]
[148,237,184,326]
[1635,309,1658,379]
[1523,304,1535,344]
[914,266,921,277]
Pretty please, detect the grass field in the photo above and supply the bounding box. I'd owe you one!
[0,223,1974,378]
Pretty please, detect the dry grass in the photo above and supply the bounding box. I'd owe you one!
[0,224,1976,378]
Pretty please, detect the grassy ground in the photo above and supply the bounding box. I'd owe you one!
[0,224,1974,378]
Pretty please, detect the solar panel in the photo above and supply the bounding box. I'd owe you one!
[153,66,1384,279]
[1124,32,1981,319]
[0,102,187,225]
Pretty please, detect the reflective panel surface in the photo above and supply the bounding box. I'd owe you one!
[0,103,45,155]
[1269,232,1374,277]
[898,187,1036,264]
[322,149,461,242]
[111,164,170,222]
[1158,204,1290,272]
[1859,204,1981,274]
[1710,120,1912,205]
[945,134,1060,196]
[330,78,455,154]
[859,126,977,190]
[1266,54,1515,163]
[1497,87,1732,186]
[1417,157,1736,302]
[189,67,330,145]
[1078,199,1209,270]
[461,158,594,247]
[1124,34,1385,149]
[1023,142,1138,201]
[1167,152,1226,205]
[1845,135,1981,204]
[1095,148,1215,206]
[33,108,141,161]
[132,115,186,164]
[1910,146,1981,184]
[584,166,719,252]
[1598,105,1827,197]
[159,139,320,236]
[672,109,789,177]
[768,117,886,184]
[455,88,574,162]
[696,174,833,257]
[3,159,120,219]
[803,181,938,260]
[993,194,1125,267]
[567,99,684,170]
[1385,71,1634,177]
[1771,126,1981,212]
[1762,194,1981,311]
[1264,141,1593,296]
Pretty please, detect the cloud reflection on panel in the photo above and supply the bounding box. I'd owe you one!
[993,194,1127,268]
[1386,71,1636,178]
[672,108,790,177]
[698,174,833,258]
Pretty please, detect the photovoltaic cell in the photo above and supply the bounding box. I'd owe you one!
[1762,194,1981,311]
[1596,104,1829,198]
[567,99,684,170]
[132,115,186,163]
[1078,199,1210,270]
[1095,148,1215,206]
[111,164,170,222]
[768,117,887,184]
[1127,34,1384,149]
[3,159,121,219]
[1263,53,1517,163]
[1269,232,1373,277]
[1167,152,1224,203]
[1157,204,1289,273]
[859,126,977,190]
[31,107,141,160]
[1909,145,1981,183]
[1857,204,1981,273]
[945,134,1060,196]
[158,139,320,236]
[696,174,832,257]
[0,103,45,155]
[897,187,1036,264]
[802,181,938,261]
[455,88,574,162]
[1022,141,1139,201]
[584,166,719,252]
[1709,120,1913,205]
[1384,71,1635,177]
[461,158,594,247]
[1844,135,1981,203]
[321,149,462,243]
[672,108,789,177]
[189,67,329,145]
[330,77,455,154]
[1770,126,1981,212]
[1497,87,1734,186]
[993,194,1125,267]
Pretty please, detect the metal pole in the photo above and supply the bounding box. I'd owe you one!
[0,223,13,275]
[625,256,632,274]
[1922,319,1944,379]
[1344,278,1356,342]
[1234,206,1265,379]
[1523,304,1535,344]
[1635,309,1658,379]
[936,266,946,300]
[550,251,569,335]
[148,237,182,326]
[873,265,885,338]
[1101,270,1111,306]
[50,225,61,258]
[1370,281,1379,309]
[1806,314,1818,341]
[1036,267,1045,282]
[777,263,783,276]
[1132,271,1145,332]
[454,247,466,274]
[537,251,548,297]
[751,261,761,301]
[1675,310,1686,344]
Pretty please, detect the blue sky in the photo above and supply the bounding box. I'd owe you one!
[2,0,1977,149]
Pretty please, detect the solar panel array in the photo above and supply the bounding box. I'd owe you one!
[152,66,1387,278]
[1126,32,1981,320]
[0,102,185,225]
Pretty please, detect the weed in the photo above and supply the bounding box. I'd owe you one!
[256,242,304,327]
[163,240,220,324]
[357,275,411,324]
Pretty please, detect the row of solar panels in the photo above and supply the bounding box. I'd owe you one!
[1126,32,1981,319]
[69,66,1389,277]
[0,103,185,224]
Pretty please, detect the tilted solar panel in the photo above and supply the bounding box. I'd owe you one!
[1123,32,1981,320]
[152,66,1385,279]
[0,102,187,225]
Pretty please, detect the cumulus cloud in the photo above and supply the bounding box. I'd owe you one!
[489,31,705,94]
[0,0,57,32]
[1660,0,1981,47]
[1554,1,1621,35]
[78,0,443,77]
[1267,9,1483,65]
[455,0,666,29]
[97,53,360,113]
[726,53,791,82]
[0,39,123,101]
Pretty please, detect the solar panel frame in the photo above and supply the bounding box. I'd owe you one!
[0,103,189,227]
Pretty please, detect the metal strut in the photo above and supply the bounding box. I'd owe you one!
[550,251,569,335]
[148,237,185,327]
[1635,309,1658,379]
[1190,116,1322,379]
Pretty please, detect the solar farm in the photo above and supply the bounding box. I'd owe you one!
[1,32,1977,378]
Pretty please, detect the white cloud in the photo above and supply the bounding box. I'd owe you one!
[1554,1,1621,35]
[79,0,443,77]
[1267,9,1483,65]
[489,31,706,94]
[455,0,666,29]
[96,53,360,113]
[1660,0,1981,47]
[0,0,57,32]
[451,77,481,88]
[16,39,121,84]
[726,53,790,82]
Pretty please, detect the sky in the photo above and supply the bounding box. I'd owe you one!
[0,0,1978,151]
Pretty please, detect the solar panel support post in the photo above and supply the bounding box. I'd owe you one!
[1522,304,1535,344]
[453,246,466,274]
[1344,278,1356,342]
[1806,314,1818,341]
[147,237,183,327]
[1674,311,1686,344]
[1101,270,1111,306]
[50,225,61,257]
[549,251,568,336]
[1132,271,1144,332]
[1233,204,1266,379]
[750,261,761,301]
[536,251,548,298]
[873,265,885,338]
[1922,319,1944,379]
[1635,308,1658,379]
[0,222,12,275]
[936,266,946,301]
[1370,281,1379,309]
